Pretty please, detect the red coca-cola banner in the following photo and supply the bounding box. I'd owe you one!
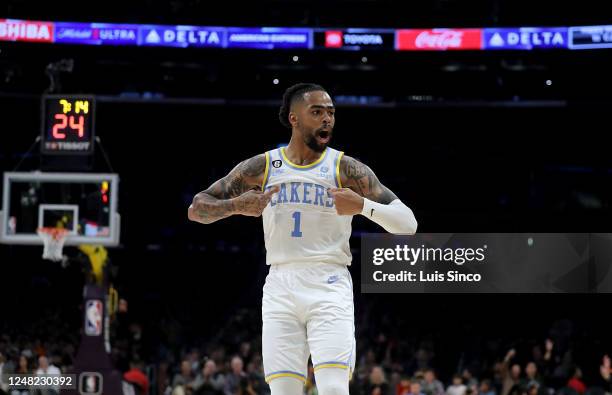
[396,29,483,50]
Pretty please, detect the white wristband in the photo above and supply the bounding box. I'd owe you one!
[361,198,418,235]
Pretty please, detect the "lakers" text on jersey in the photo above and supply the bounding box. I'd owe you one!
[261,146,353,267]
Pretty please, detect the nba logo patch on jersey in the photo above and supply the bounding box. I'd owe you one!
[85,300,103,336]
[272,160,282,168]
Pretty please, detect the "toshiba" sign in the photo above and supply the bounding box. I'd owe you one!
[0,19,54,43]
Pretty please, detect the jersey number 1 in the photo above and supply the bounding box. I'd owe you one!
[291,211,303,237]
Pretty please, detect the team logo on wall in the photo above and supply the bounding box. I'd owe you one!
[272,160,282,168]
[79,372,103,395]
[85,300,103,336]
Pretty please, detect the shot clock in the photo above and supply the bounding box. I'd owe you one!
[41,95,95,155]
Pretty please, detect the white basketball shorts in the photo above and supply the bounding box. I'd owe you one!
[262,262,356,384]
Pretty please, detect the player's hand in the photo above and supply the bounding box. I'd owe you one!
[329,187,364,216]
[233,186,279,217]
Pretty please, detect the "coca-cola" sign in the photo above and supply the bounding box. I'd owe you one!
[396,29,483,50]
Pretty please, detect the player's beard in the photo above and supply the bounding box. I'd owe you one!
[304,128,332,153]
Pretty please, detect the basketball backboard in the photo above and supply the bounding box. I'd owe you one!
[1,172,120,246]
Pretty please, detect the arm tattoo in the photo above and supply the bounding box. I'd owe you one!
[190,154,266,223]
[205,154,266,199]
[340,155,398,204]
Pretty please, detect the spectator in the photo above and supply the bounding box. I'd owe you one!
[1,351,14,395]
[245,354,268,395]
[411,380,426,395]
[124,360,150,395]
[567,366,586,395]
[447,375,467,395]
[522,362,546,395]
[15,354,31,375]
[363,366,389,395]
[422,369,445,395]
[239,343,252,366]
[478,380,496,395]
[172,359,196,393]
[397,376,411,395]
[35,355,60,375]
[1,352,11,394]
[359,349,378,383]
[462,369,479,394]
[503,365,522,395]
[500,349,521,395]
[598,355,611,394]
[188,349,202,375]
[34,355,61,395]
[524,363,539,384]
[10,354,32,395]
[191,359,225,395]
[224,356,246,395]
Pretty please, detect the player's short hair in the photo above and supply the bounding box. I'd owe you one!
[278,83,327,129]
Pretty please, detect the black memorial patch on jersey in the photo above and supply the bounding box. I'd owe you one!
[272,160,282,168]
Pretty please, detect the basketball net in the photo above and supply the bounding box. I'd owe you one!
[37,227,69,262]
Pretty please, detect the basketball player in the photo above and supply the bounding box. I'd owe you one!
[188,83,417,395]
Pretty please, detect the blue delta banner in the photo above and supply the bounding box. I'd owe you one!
[483,27,568,50]
[139,25,225,48]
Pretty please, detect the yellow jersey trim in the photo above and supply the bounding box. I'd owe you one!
[313,364,349,371]
[336,151,344,188]
[261,151,270,190]
[265,372,307,383]
[280,147,328,169]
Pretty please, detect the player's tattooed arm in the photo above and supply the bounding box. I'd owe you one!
[339,155,398,204]
[332,155,417,234]
[188,154,278,224]
[329,155,398,216]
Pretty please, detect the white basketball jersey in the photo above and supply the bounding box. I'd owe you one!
[261,146,353,266]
